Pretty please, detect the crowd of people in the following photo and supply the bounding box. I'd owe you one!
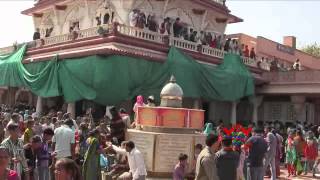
[1,94,319,180]
[182,120,320,180]
[0,95,158,180]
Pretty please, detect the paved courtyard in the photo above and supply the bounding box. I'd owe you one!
[146,165,319,180]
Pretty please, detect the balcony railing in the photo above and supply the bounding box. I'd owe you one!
[0,23,269,71]
[263,70,320,83]
[117,24,165,44]
[169,37,198,52]
[202,45,225,58]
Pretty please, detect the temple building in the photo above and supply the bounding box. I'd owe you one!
[0,0,319,127]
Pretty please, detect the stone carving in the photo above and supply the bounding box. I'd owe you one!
[62,4,86,34]
[39,13,55,37]
[96,0,115,25]
[134,0,154,14]
[164,7,194,27]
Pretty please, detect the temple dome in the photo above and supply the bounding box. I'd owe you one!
[160,76,183,98]
[160,76,183,108]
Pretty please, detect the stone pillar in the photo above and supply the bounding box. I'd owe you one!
[231,101,238,125]
[251,96,264,124]
[67,102,76,119]
[291,95,306,122]
[0,89,5,104]
[193,99,201,109]
[36,96,43,116]
[314,99,320,125]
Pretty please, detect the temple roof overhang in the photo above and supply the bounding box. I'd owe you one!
[21,0,70,16]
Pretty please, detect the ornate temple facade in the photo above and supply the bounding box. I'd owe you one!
[0,0,319,126]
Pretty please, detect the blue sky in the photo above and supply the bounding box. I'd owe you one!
[0,1,319,48]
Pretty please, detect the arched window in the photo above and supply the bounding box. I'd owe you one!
[103,13,110,24]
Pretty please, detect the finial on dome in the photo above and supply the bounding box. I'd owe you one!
[169,75,176,83]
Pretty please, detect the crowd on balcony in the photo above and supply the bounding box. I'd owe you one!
[32,27,53,41]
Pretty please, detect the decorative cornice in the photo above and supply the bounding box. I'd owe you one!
[21,0,68,15]
[55,5,67,11]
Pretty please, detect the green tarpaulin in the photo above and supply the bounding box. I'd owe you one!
[0,45,254,105]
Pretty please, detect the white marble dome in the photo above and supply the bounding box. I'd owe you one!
[160,76,183,108]
[160,76,183,98]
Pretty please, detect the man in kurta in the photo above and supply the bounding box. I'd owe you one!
[195,134,220,180]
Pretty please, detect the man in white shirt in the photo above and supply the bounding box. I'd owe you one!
[52,119,75,159]
[111,141,147,180]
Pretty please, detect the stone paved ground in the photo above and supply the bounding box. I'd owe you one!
[146,165,319,180]
[273,165,318,180]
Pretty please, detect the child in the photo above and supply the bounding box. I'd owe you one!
[23,119,34,144]
[285,131,297,177]
[37,128,54,180]
[173,154,189,180]
[304,137,318,175]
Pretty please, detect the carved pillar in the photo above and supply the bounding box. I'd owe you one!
[251,96,264,124]
[291,95,306,122]
[67,102,76,119]
[231,101,238,125]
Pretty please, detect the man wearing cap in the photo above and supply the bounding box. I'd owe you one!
[146,96,156,107]
[216,136,239,180]
[52,119,75,160]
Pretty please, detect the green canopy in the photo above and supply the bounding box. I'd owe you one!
[0,45,254,105]
[0,45,60,97]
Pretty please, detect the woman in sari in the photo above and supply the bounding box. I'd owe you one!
[294,129,307,175]
[82,129,101,180]
[286,131,297,177]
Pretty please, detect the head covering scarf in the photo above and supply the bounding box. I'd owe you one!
[203,123,213,136]
[136,95,144,106]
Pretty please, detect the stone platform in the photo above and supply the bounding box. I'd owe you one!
[126,129,206,177]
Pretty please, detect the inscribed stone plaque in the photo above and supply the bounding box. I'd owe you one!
[154,134,193,172]
[194,135,206,147]
[127,131,155,171]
